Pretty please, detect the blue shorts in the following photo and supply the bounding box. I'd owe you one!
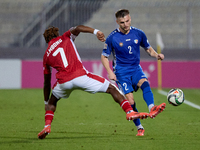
[116,67,147,95]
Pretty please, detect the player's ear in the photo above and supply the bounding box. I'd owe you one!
[116,19,119,24]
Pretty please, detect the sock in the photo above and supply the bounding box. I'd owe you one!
[148,104,154,112]
[137,124,144,130]
[45,110,54,127]
[141,81,154,109]
[120,100,133,113]
[131,103,141,126]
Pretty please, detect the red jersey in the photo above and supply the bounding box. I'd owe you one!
[43,30,87,84]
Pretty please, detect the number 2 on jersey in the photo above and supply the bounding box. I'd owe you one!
[128,46,133,54]
[123,82,129,91]
[53,48,68,68]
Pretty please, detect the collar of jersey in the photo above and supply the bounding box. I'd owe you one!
[117,27,134,34]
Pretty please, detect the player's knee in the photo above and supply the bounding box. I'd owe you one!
[106,83,116,94]
[138,78,148,87]
[107,83,125,104]
[141,81,150,90]
[107,83,123,96]
[141,81,152,94]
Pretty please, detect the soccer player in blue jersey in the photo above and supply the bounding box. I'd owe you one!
[101,9,166,136]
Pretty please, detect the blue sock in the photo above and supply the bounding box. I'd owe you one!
[131,103,141,126]
[141,81,154,107]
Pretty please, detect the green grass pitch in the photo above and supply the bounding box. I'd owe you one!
[0,88,200,150]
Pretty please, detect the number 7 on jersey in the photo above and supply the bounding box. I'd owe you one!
[53,48,68,68]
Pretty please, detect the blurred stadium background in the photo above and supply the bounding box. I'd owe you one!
[0,0,200,60]
[0,0,199,89]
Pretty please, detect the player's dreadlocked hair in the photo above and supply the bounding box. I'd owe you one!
[115,9,129,18]
[43,26,59,43]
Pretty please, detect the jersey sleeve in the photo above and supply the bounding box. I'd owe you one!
[140,30,151,50]
[102,36,112,57]
[63,28,77,41]
[43,63,52,74]
[43,55,52,74]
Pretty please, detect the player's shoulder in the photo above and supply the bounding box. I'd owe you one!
[131,26,144,32]
[107,29,120,38]
[62,29,71,37]
[130,26,145,33]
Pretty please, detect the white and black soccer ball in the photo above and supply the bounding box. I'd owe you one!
[167,88,185,106]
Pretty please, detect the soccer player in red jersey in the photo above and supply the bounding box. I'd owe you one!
[38,25,149,139]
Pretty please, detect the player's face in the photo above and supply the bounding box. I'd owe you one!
[116,14,131,34]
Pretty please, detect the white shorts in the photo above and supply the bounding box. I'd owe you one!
[52,73,110,99]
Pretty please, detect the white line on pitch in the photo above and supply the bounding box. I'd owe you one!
[158,90,200,110]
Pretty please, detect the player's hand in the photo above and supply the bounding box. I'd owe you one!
[157,54,164,60]
[96,31,105,42]
[108,72,117,81]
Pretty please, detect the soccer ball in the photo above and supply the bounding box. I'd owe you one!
[167,88,184,106]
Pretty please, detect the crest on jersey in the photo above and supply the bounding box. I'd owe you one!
[119,42,123,47]
[134,39,138,44]
[104,43,107,49]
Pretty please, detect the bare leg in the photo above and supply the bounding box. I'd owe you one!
[38,94,60,139]
[45,94,60,112]
[105,83,125,104]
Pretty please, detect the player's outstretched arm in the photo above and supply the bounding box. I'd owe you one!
[146,47,164,60]
[101,55,117,81]
[70,25,105,42]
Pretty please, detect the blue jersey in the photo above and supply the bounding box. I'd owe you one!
[102,27,150,77]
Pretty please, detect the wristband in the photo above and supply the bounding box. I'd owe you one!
[44,101,48,105]
[93,29,99,35]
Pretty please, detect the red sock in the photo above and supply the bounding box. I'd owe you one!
[120,100,133,113]
[45,110,54,126]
